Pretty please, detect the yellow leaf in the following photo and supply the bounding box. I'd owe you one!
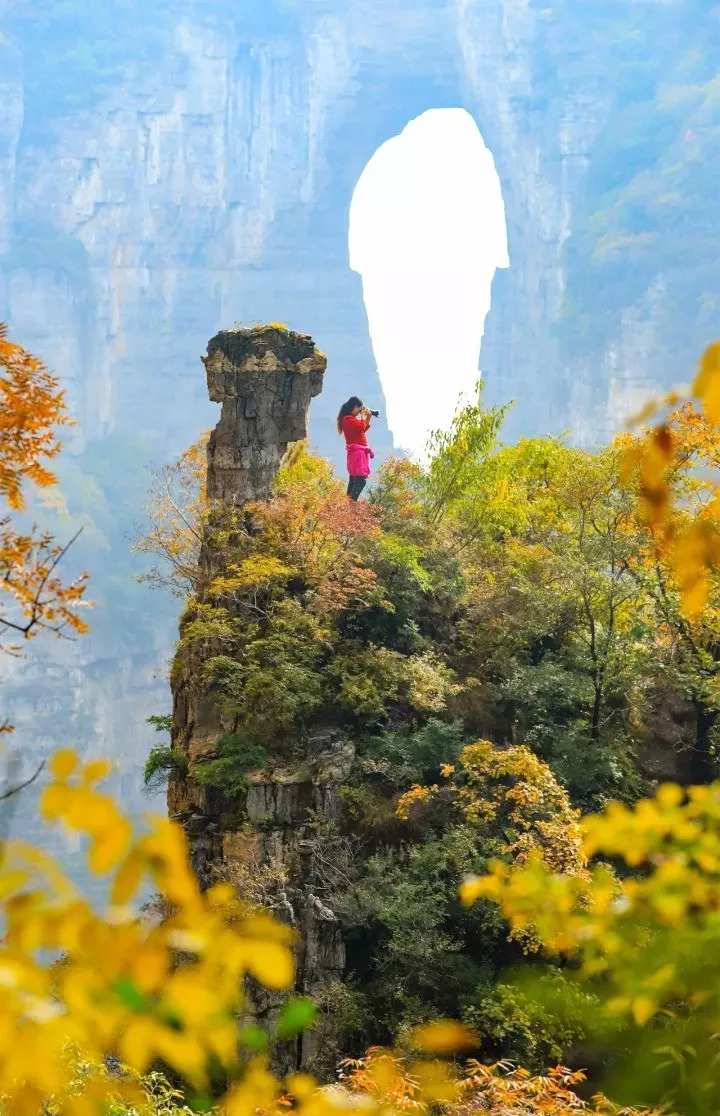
[286,1073,316,1101]
[206,1021,239,1066]
[680,567,709,619]
[153,1028,206,1082]
[412,1060,459,1104]
[459,876,488,906]
[206,882,235,909]
[656,784,683,809]
[88,817,132,875]
[246,941,294,990]
[693,342,720,423]
[49,749,78,779]
[225,1058,279,1116]
[164,971,217,1024]
[131,946,168,994]
[40,783,70,821]
[119,1019,157,1074]
[82,759,112,785]
[411,1020,477,1054]
[632,995,657,1026]
[626,396,658,429]
[111,852,145,905]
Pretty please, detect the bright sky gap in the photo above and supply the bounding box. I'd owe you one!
[349,107,509,459]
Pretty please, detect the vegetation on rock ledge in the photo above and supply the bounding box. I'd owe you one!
[141,358,720,1094]
[8,322,720,1114]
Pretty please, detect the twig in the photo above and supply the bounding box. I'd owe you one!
[0,758,45,802]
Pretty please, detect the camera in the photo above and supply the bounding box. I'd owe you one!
[368,409,379,418]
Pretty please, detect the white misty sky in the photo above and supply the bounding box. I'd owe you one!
[349,107,509,458]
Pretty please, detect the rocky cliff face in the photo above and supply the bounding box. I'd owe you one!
[173,733,353,1073]
[4,1,688,461]
[169,324,349,1072]
[1,0,717,864]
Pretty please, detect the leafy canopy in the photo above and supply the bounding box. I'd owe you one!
[0,324,88,655]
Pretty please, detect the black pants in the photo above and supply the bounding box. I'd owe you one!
[347,475,367,501]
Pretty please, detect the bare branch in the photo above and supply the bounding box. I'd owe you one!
[0,759,45,802]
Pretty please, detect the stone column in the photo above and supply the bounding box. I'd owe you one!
[170,324,346,1076]
[202,324,326,507]
[170,322,326,814]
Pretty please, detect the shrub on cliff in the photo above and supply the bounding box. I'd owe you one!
[332,740,588,1061]
[142,344,720,1072]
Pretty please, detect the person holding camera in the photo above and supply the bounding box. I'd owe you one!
[337,396,377,500]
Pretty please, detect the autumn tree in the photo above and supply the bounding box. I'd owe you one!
[421,384,509,539]
[436,435,648,805]
[0,324,88,648]
[133,433,209,597]
[0,324,88,739]
[397,739,587,882]
[620,401,720,781]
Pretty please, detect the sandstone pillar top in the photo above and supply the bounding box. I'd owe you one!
[201,323,326,506]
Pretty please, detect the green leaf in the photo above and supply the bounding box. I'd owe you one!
[275,996,317,1038]
[238,1024,269,1053]
[112,977,152,1013]
[188,1092,213,1113]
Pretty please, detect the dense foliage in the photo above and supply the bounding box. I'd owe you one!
[162,380,720,799]
[0,747,641,1116]
[470,782,720,1115]
[137,362,720,1080]
[8,325,720,1115]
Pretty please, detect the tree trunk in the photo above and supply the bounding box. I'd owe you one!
[690,700,717,785]
[590,682,602,743]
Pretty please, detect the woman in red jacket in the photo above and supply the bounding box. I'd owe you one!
[337,396,375,500]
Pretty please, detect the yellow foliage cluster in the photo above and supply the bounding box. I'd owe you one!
[463,780,720,1109]
[0,747,606,1116]
[339,1046,648,1116]
[3,749,542,1116]
[0,323,69,509]
[0,324,88,653]
[0,748,301,1116]
[622,342,720,616]
[395,782,438,821]
[398,741,586,881]
[246,448,383,618]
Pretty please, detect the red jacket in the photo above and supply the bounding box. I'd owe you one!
[342,414,369,446]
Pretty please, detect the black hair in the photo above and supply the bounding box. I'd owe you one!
[337,396,363,434]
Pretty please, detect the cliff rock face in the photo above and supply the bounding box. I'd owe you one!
[173,735,352,1072]
[169,325,344,1071]
[203,326,325,507]
[1,0,718,876]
